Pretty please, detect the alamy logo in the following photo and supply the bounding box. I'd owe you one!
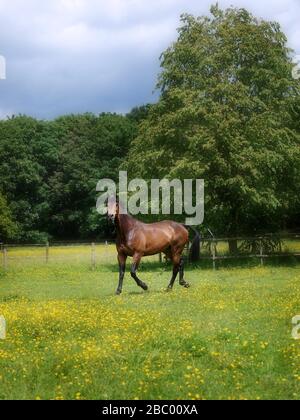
[292,316,300,340]
[96,171,205,226]
[0,56,6,80]
[0,315,6,340]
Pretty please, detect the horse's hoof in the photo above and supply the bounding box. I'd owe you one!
[166,287,173,292]
[141,283,148,291]
[180,282,190,289]
[115,290,122,296]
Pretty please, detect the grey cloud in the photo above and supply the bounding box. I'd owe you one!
[0,0,299,119]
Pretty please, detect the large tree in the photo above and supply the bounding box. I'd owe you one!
[126,5,300,247]
[0,193,17,242]
[0,116,58,242]
[47,113,136,239]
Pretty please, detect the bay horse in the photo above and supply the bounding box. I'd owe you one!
[107,196,200,295]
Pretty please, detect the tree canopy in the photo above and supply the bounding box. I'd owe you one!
[0,193,17,241]
[0,113,136,241]
[126,5,300,237]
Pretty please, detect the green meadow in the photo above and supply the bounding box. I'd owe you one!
[0,245,300,400]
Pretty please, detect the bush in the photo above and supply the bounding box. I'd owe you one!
[15,231,51,244]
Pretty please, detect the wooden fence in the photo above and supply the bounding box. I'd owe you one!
[195,234,300,269]
[0,241,108,271]
[1,235,300,270]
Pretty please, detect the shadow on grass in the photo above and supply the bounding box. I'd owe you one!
[0,294,22,303]
[190,255,300,270]
[100,255,300,273]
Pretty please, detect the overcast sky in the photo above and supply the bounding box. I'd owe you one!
[0,0,299,120]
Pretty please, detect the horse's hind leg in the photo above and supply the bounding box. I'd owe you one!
[179,257,190,288]
[131,254,148,291]
[167,254,181,291]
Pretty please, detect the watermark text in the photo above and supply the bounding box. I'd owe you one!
[96,171,205,226]
[292,316,300,340]
[0,316,6,340]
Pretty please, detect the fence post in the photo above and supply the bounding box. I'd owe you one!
[260,239,264,267]
[212,241,216,270]
[159,253,162,263]
[91,243,96,270]
[2,247,7,270]
[46,242,49,264]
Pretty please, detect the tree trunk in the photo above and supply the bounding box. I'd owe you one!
[228,207,239,255]
[228,239,238,254]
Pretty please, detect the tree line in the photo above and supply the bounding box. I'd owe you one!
[1,5,300,243]
[0,111,145,242]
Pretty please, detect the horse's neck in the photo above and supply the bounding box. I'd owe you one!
[116,213,135,243]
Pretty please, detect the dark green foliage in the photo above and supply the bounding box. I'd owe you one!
[0,116,56,241]
[47,113,135,239]
[0,193,17,241]
[0,113,136,241]
[127,104,153,123]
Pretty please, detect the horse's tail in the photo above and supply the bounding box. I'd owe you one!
[185,226,201,262]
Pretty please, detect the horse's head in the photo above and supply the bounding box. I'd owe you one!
[107,195,119,224]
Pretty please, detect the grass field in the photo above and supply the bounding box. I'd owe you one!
[1,245,300,400]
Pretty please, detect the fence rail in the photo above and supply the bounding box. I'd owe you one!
[1,235,300,270]
[197,235,300,269]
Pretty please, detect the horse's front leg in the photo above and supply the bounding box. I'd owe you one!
[131,253,148,291]
[116,253,127,295]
